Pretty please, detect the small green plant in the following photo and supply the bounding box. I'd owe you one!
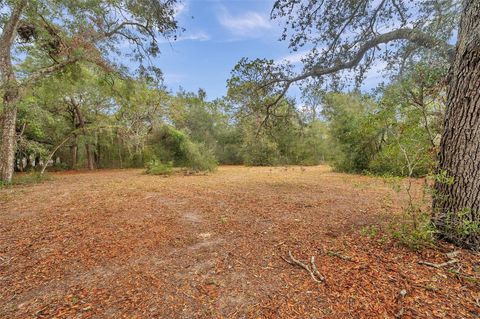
[389,213,436,249]
[145,160,173,176]
[360,225,379,239]
[429,172,479,247]
[441,208,480,244]
[384,177,436,249]
[434,170,454,186]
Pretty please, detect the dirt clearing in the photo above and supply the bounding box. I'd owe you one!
[1,166,479,318]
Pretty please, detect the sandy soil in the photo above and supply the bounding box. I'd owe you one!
[0,166,479,318]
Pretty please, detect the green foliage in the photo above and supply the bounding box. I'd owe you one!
[441,209,480,245]
[242,134,280,166]
[297,120,330,165]
[389,213,436,250]
[145,160,173,176]
[434,170,454,186]
[0,172,51,189]
[146,125,217,172]
[322,93,379,172]
[182,141,218,172]
[317,63,446,177]
[360,225,380,239]
[381,174,437,250]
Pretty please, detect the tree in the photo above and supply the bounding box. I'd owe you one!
[230,0,479,249]
[432,1,480,249]
[322,92,380,172]
[0,0,179,181]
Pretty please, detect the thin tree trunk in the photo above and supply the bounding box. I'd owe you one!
[25,154,32,170]
[96,142,101,168]
[0,103,18,181]
[71,99,95,170]
[0,0,27,182]
[95,132,100,168]
[70,137,78,168]
[433,0,480,250]
[118,134,123,169]
[85,143,95,170]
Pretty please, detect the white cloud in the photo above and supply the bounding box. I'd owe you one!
[275,51,309,64]
[217,7,272,36]
[177,31,210,42]
[159,31,211,43]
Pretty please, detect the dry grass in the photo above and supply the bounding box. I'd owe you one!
[1,166,479,318]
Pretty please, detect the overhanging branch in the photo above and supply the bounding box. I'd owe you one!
[271,28,454,101]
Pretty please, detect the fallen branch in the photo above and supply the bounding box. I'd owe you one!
[282,251,325,283]
[327,250,355,262]
[310,256,325,281]
[418,259,458,269]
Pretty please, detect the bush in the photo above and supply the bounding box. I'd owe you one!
[146,125,217,172]
[181,140,217,172]
[47,162,70,172]
[389,213,436,250]
[145,160,173,175]
[242,135,280,166]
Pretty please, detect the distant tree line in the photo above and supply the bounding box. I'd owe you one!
[11,64,331,172]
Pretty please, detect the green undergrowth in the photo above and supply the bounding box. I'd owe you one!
[0,172,52,189]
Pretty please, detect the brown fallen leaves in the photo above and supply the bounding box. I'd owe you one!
[0,166,479,318]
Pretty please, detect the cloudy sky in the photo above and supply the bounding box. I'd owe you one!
[154,0,383,100]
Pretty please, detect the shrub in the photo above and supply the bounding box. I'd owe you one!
[147,125,217,172]
[389,213,436,250]
[181,140,217,172]
[145,160,173,175]
[242,135,280,166]
[48,162,70,172]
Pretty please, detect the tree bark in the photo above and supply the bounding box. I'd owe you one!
[0,98,19,181]
[70,137,78,168]
[70,98,95,170]
[433,0,480,250]
[85,143,95,170]
[0,1,27,182]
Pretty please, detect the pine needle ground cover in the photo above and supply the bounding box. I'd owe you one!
[1,166,478,318]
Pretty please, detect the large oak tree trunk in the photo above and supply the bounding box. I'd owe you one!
[433,0,480,250]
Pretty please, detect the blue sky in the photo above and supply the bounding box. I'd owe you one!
[155,0,384,100]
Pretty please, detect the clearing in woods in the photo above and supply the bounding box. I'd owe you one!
[0,166,479,318]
